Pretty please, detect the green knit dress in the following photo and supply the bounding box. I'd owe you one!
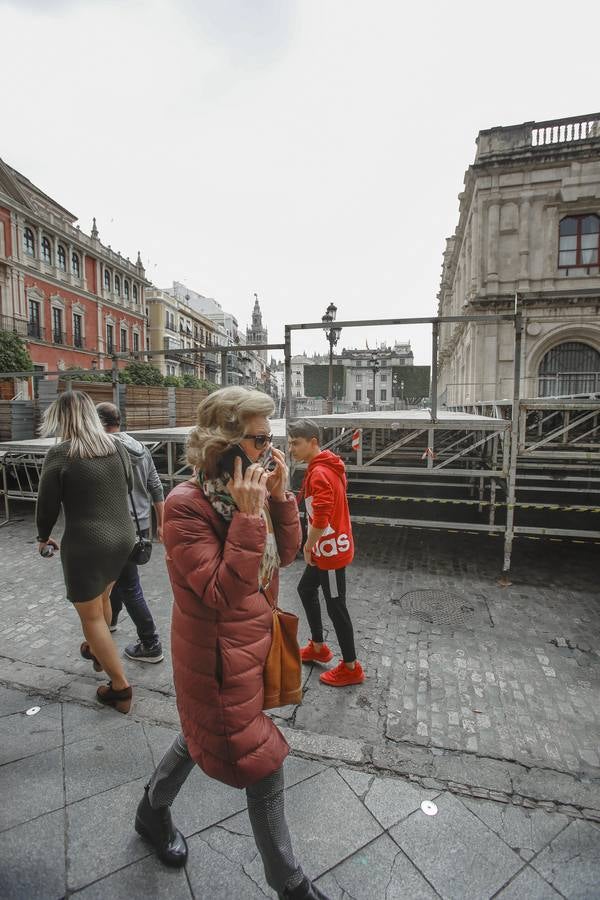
[36,440,136,603]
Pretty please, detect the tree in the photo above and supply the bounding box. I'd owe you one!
[122,362,164,386]
[164,374,183,387]
[0,330,33,375]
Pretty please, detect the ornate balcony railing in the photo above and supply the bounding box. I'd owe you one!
[531,114,600,147]
[477,113,600,160]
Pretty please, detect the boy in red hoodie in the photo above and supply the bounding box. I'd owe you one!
[288,419,365,687]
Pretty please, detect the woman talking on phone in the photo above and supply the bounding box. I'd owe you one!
[134,387,329,900]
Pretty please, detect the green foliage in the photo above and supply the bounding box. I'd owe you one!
[164,375,184,387]
[181,373,202,389]
[0,330,33,375]
[304,365,346,398]
[65,367,111,383]
[123,362,164,386]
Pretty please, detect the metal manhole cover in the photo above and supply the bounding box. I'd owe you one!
[395,590,476,627]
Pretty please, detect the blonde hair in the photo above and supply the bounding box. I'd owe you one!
[187,386,275,477]
[40,390,117,459]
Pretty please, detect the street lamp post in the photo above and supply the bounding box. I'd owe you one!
[369,351,380,411]
[322,302,341,415]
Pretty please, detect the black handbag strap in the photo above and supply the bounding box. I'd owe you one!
[113,438,144,540]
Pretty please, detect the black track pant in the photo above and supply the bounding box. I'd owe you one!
[297,565,356,663]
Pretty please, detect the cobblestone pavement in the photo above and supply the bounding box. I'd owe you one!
[2,506,600,817]
[2,684,599,899]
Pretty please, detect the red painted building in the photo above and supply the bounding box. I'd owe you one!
[0,158,150,381]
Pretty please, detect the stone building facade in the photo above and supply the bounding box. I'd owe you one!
[437,114,600,406]
[0,157,148,378]
[145,287,222,380]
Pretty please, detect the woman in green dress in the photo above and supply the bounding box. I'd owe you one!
[36,390,136,713]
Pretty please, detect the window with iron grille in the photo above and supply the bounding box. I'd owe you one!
[124,281,130,301]
[120,328,127,352]
[538,341,600,396]
[28,299,41,338]
[559,215,600,269]
[52,307,63,343]
[114,275,121,296]
[72,253,80,277]
[104,269,111,290]
[133,331,139,352]
[58,245,66,271]
[73,314,83,348]
[106,323,114,354]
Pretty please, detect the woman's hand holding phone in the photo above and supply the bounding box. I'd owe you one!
[227,455,269,515]
[266,447,288,501]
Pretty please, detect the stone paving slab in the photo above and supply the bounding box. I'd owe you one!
[0,746,64,831]
[389,792,524,899]
[0,808,66,900]
[531,819,600,898]
[72,856,192,900]
[0,686,594,900]
[315,832,439,899]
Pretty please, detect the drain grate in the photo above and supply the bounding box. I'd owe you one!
[394,590,476,627]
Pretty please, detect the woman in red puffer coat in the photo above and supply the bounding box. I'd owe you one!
[133,387,330,900]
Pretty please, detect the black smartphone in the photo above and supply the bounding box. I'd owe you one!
[219,444,252,480]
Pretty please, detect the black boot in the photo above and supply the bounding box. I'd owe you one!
[280,875,331,900]
[135,784,188,868]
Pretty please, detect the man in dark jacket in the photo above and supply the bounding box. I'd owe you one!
[288,418,364,687]
[97,402,164,663]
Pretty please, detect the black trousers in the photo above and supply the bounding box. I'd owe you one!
[297,565,356,662]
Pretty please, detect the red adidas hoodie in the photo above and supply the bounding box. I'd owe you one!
[302,450,354,570]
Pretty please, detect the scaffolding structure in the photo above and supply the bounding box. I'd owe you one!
[1,306,599,577]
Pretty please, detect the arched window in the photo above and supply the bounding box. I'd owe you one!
[124,280,130,301]
[58,245,66,271]
[132,284,138,303]
[114,275,121,296]
[41,237,52,264]
[539,341,600,396]
[559,215,600,268]
[104,269,111,290]
[24,227,35,256]
[72,252,80,277]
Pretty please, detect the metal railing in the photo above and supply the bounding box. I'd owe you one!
[52,330,65,345]
[1,315,28,336]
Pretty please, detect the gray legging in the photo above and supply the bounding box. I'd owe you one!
[148,732,305,896]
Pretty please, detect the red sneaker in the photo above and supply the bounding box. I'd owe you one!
[300,641,334,664]
[319,660,365,687]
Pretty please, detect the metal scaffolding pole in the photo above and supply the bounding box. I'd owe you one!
[500,297,523,583]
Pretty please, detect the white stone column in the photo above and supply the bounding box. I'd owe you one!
[470,203,480,295]
[486,202,500,285]
[518,197,531,286]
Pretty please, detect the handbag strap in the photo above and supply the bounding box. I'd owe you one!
[261,584,277,610]
[113,438,144,540]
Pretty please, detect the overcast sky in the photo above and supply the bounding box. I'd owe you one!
[1,0,599,364]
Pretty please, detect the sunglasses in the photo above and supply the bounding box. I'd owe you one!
[242,433,273,449]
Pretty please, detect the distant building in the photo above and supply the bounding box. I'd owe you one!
[246,293,268,363]
[145,287,220,380]
[437,113,600,406]
[0,157,148,378]
[339,343,414,406]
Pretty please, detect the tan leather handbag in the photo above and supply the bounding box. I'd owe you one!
[262,586,302,710]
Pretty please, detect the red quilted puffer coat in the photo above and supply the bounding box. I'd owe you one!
[164,480,302,789]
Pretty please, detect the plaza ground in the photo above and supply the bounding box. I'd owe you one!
[1,506,600,897]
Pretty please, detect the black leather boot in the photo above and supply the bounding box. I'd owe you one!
[135,784,188,868]
[280,875,331,900]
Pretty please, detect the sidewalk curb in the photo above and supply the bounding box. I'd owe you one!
[2,656,600,823]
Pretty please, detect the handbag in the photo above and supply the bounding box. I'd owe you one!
[262,584,302,710]
[114,439,153,565]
